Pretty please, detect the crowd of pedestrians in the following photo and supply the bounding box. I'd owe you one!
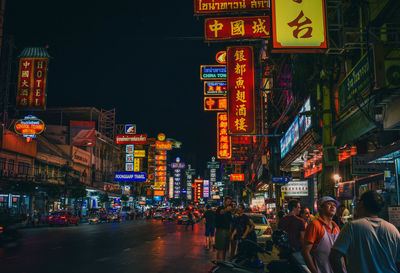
[277,190,400,273]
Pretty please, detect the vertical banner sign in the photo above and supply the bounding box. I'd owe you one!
[217,112,232,159]
[227,46,255,135]
[271,0,327,52]
[17,58,49,110]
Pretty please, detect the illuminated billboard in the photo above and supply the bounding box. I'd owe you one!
[271,0,327,52]
[70,121,95,147]
[115,134,147,144]
[227,46,256,135]
[14,115,45,140]
[204,81,227,96]
[114,172,147,182]
[230,174,245,181]
[200,65,226,80]
[155,141,172,150]
[205,16,270,41]
[217,112,231,159]
[204,97,227,111]
[134,150,146,158]
[16,57,49,110]
[194,0,269,15]
[280,98,312,158]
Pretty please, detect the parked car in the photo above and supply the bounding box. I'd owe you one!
[48,211,80,226]
[161,212,174,222]
[245,213,273,246]
[176,212,189,225]
[88,215,100,224]
[153,210,164,219]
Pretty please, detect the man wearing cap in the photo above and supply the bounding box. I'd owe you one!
[302,196,340,273]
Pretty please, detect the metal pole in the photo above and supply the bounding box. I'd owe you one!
[395,158,400,206]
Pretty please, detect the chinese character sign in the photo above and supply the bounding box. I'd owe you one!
[271,0,327,52]
[17,58,49,110]
[204,97,228,111]
[227,46,256,135]
[205,16,270,41]
[194,0,269,15]
[217,113,232,159]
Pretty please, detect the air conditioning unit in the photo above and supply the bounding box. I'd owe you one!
[385,59,400,88]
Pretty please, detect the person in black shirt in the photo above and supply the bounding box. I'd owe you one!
[215,196,233,261]
[203,205,216,249]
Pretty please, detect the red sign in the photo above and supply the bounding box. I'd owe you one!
[154,190,165,196]
[205,16,270,41]
[216,51,226,64]
[194,0,269,15]
[115,134,147,144]
[204,97,227,111]
[227,46,256,135]
[16,58,49,110]
[156,141,172,150]
[156,155,167,161]
[230,174,245,181]
[156,165,167,171]
[217,113,231,159]
[194,179,203,202]
[232,136,251,145]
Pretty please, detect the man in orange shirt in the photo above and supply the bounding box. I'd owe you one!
[301,197,340,273]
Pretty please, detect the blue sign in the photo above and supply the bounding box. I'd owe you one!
[200,65,226,80]
[271,177,292,184]
[124,124,136,134]
[153,196,162,201]
[114,172,147,182]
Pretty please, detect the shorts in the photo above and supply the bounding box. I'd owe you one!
[205,225,215,237]
[215,228,231,251]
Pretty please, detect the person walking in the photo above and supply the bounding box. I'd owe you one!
[330,191,400,273]
[215,196,233,261]
[203,205,216,250]
[302,196,340,273]
[278,199,306,252]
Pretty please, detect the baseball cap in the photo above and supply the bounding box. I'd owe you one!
[318,196,339,207]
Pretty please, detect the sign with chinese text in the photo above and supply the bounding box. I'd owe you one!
[114,172,147,182]
[126,163,134,171]
[194,179,203,202]
[153,190,165,196]
[230,174,245,181]
[134,158,140,172]
[227,46,256,135]
[217,112,232,159]
[155,141,172,150]
[205,16,270,41]
[271,0,327,52]
[126,154,134,163]
[126,145,134,154]
[204,81,227,96]
[124,124,136,134]
[194,0,269,15]
[200,65,226,80]
[16,58,49,110]
[204,97,228,111]
[171,162,186,169]
[203,180,210,198]
[115,134,147,144]
[281,181,308,196]
[14,115,45,140]
[134,150,146,158]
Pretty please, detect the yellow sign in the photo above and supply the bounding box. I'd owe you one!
[134,158,140,172]
[153,182,165,190]
[134,150,146,158]
[271,0,327,52]
[157,133,166,141]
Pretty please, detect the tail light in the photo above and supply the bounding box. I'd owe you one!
[49,216,53,219]
[264,227,272,235]
[61,216,66,219]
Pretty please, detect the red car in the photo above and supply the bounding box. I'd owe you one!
[48,211,80,226]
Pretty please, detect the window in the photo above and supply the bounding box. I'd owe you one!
[0,158,6,170]
[18,162,30,175]
[34,164,39,176]
[8,159,14,172]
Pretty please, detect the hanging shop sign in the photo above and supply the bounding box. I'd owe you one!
[200,65,226,80]
[194,0,269,15]
[153,190,165,196]
[216,51,227,64]
[205,16,270,41]
[126,154,134,163]
[134,150,146,158]
[204,97,228,111]
[115,134,147,144]
[194,179,203,203]
[16,57,49,110]
[280,98,312,158]
[271,177,291,183]
[227,46,256,135]
[169,177,174,199]
[126,163,134,171]
[14,115,45,140]
[114,172,147,182]
[204,81,227,96]
[126,144,134,153]
[271,0,327,52]
[72,146,90,166]
[171,162,186,169]
[217,112,232,159]
[338,51,375,114]
[124,124,136,134]
[281,181,308,196]
[230,174,245,181]
[134,158,140,172]
[203,180,210,198]
[155,141,172,150]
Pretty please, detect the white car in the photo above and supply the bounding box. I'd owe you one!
[245,213,273,245]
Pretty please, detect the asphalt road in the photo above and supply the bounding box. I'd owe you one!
[0,219,215,273]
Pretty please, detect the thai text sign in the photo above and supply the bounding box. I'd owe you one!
[338,52,374,113]
[134,150,146,158]
[230,174,245,181]
[217,113,232,159]
[115,134,147,144]
[114,172,147,182]
[155,141,172,150]
[14,115,45,139]
[200,65,226,80]
[205,16,270,41]
[227,46,256,135]
[16,58,49,110]
[271,0,327,52]
[194,0,269,15]
[204,81,227,96]
[204,97,227,111]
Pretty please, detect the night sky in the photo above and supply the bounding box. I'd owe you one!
[5,0,225,174]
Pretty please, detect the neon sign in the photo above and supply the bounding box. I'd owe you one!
[200,65,226,80]
[204,97,227,111]
[14,115,45,141]
[204,81,227,96]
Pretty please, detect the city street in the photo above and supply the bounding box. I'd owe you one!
[0,220,215,273]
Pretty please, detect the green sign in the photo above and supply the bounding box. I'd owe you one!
[338,51,375,113]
